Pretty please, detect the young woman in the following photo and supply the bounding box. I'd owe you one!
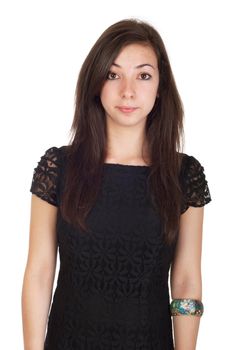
[22,18,212,350]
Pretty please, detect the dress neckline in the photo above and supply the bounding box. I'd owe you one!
[103,162,151,171]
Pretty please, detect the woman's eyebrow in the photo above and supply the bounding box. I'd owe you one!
[112,63,156,70]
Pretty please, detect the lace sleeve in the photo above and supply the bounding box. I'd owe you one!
[30,146,61,206]
[180,155,212,214]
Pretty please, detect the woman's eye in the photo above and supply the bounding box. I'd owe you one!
[107,72,118,80]
[140,73,151,80]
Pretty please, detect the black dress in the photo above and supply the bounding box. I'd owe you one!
[30,146,212,350]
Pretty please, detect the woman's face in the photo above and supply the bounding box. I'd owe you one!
[100,43,159,129]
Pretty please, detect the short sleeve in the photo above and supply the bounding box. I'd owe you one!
[180,155,212,214]
[30,146,61,207]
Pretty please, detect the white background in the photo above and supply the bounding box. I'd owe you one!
[0,0,231,348]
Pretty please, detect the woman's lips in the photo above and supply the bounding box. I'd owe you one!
[117,106,138,113]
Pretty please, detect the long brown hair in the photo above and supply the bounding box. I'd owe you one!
[60,18,185,247]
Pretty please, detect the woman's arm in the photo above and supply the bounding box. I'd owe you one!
[22,195,58,350]
[170,206,204,350]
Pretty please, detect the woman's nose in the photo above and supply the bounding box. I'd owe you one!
[120,79,135,98]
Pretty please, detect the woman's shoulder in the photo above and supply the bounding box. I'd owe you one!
[29,145,71,207]
[178,152,206,177]
[41,144,71,162]
[177,152,212,213]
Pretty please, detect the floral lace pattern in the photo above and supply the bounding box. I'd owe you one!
[180,154,212,214]
[30,147,61,206]
[29,147,212,350]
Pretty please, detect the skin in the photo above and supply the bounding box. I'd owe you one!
[171,206,203,349]
[100,43,159,165]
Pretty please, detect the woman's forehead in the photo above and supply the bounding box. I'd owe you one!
[113,44,158,67]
